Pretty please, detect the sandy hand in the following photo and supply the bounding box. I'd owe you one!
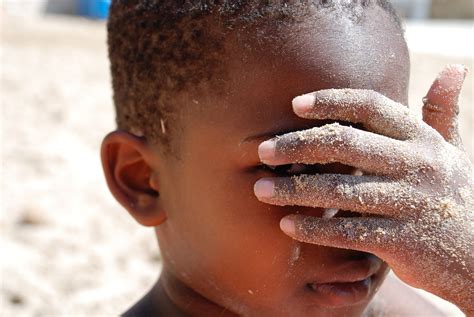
[254,65,473,313]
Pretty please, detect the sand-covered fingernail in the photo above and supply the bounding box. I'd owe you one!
[258,140,276,162]
[446,64,468,76]
[280,217,295,235]
[254,179,275,198]
[426,64,469,107]
[441,64,469,86]
[292,94,315,115]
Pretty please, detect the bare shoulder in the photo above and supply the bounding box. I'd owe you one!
[367,274,446,317]
[122,289,161,317]
[122,282,189,317]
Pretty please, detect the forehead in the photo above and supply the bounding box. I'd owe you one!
[179,6,409,147]
[230,6,408,100]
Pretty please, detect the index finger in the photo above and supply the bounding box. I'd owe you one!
[292,89,426,141]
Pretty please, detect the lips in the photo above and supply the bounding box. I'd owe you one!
[310,256,382,284]
[307,276,374,307]
[301,255,384,308]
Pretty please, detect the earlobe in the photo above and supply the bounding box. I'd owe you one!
[101,131,167,227]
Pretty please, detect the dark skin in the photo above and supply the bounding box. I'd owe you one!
[102,6,473,317]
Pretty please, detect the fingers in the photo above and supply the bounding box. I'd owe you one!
[258,123,423,175]
[279,214,399,255]
[292,89,425,140]
[423,64,468,148]
[254,174,422,217]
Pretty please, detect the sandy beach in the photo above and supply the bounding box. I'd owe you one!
[1,15,472,316]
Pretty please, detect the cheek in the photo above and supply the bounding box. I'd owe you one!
[158,160,305,309]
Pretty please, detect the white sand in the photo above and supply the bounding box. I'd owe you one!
[1,16,472,316]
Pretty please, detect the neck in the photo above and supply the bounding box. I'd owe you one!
[152,267,239,317]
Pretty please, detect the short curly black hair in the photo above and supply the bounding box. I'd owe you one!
[107,0,402,153]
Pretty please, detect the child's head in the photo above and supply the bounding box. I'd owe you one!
[103,1,409,315]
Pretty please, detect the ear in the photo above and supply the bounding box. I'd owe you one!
[101,130,166,227]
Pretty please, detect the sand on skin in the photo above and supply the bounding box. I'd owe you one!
[1,15,472,316]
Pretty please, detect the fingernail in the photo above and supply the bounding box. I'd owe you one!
[254,179,275,198]
[440,64,469,86]
[447,64,468,76]
[280,218,295,235]
[292,94,315,115]
[258,140,276,162]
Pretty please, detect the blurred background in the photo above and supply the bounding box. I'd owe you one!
[1,0,473,316]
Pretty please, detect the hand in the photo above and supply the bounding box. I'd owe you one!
[254,65,474,313]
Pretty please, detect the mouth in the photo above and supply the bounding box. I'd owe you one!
[305,275,374,307]
[301,256,384,308]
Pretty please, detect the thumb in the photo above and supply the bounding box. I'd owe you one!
[422,64,468,148]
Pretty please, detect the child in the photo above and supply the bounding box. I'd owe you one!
[102,1,473,316]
